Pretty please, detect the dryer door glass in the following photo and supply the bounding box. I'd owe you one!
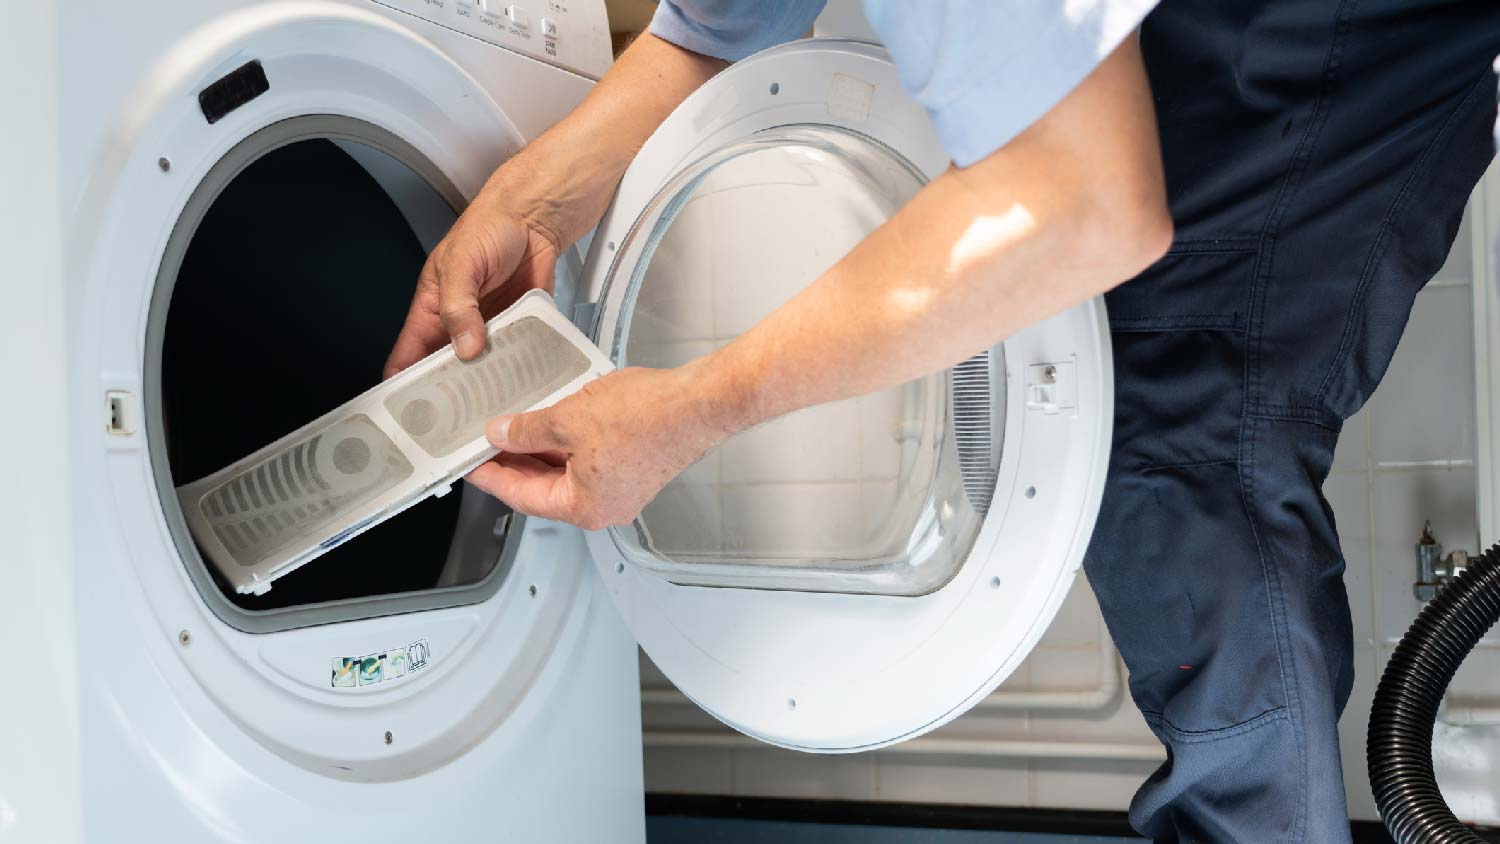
[598,126,1004,597]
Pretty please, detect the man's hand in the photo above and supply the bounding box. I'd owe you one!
[466,365,733,530]
[383,201,560,378]
[382,33,726,380]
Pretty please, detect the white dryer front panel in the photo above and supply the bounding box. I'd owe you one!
[64,2,642,841]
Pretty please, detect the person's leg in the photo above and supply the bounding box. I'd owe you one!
[1083,2,1500,841]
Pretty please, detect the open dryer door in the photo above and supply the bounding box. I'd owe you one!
[576,40,1114,752]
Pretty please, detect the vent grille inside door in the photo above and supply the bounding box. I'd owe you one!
[952,350,997,516]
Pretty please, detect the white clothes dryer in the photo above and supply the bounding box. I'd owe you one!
[57,0,647,841]
[33,3,1117,841]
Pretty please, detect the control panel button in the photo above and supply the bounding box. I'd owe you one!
[478,0,501,15]
[505,4,529,25]
[541,17,558,37]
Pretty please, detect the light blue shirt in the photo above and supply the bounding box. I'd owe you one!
[650,0,1157,167]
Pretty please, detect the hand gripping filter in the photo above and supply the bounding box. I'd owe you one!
[175,290,614,595]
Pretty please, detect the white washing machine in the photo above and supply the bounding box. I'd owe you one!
[30,0,1115,840]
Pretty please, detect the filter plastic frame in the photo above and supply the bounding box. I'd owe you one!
[176,290,614,595]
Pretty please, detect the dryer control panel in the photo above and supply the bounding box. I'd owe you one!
[370,0,611,79]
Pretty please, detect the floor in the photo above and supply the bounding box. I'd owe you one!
[646,817,1143,843]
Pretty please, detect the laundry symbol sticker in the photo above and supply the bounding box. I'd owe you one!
[331,657,358,688]
[358,653,384,686]
[385,649,409,679]
[329,639,431,688]
[407,639,431,672]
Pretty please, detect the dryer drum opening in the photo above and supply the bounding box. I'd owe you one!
[144,116,519,632]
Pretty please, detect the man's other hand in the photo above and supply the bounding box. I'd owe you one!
[466,365,735,530]
[382,33,727,381]
[383,201,562,379]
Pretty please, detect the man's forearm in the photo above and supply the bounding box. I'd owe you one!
[468,34,1174,532]
[693,38,1171,433]
[487,33,726,249]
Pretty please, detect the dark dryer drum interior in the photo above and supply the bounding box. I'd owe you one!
[159,137,504,611]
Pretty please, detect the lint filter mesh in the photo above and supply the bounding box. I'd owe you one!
[195,414,413,565]
[385,316,590,457]
[175,290,614,595]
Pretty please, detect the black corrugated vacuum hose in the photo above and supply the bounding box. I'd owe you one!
[1369,543,1500,844]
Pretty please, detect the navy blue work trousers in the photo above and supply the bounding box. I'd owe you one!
[1082,3,1500,841]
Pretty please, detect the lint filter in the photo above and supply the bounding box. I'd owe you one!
[175,290,614,595]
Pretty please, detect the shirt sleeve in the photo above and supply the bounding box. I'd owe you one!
[649,0,828,63]
[864,0,1159,166]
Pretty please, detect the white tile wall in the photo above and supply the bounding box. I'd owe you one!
[1433,720,1500,824]
[1029,759,1162,811]
[643,747,734,794]
[874,755,1032,805]
[640,157,1500,828]
[1337,644,1383,821]
[1324,473,1375,640]
[1364,281,1478,466]
[732,748,879,800]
